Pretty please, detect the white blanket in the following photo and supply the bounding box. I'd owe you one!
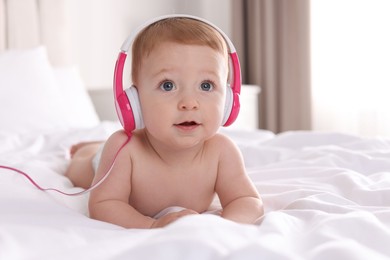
[1,122,390,260]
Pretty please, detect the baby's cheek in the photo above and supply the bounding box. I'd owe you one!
[209,108,225,128]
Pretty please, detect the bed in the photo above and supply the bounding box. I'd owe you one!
[1,3,390,260]
[1,48,390,260]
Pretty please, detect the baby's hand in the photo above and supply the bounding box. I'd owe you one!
[151,209,198,228]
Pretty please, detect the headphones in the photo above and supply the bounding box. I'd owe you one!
[113,14,241,134]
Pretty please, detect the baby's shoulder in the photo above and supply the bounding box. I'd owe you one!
[207,133,237,150]
[105,129,149,152]
[208,133,243,165]
[106,130,131,145]
[103,130,140,153]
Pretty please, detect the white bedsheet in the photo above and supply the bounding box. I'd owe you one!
[1,122,390,260]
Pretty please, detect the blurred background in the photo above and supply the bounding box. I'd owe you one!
[1,0,390,136]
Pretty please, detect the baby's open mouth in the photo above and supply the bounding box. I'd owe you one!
[177,121,198,126]
[174,121,200,127]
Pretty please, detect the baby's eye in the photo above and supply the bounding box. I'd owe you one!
[200,81,214,91]
[160,81,176,92]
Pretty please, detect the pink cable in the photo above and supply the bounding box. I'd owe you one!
[0,135,131,196]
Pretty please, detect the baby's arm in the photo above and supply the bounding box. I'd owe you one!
[88,131,195,228]
[215,135,264,224]
[88,131,154,228]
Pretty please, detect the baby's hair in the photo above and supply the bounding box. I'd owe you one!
[131,17,228,84]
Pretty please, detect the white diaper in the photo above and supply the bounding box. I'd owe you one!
[91,144,104,173]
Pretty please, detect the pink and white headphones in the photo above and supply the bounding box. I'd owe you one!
[113,14,242,134]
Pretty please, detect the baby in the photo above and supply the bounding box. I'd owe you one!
[65,15,263,228]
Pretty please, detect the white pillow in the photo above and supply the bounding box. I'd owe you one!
[53,67,100,128]
[0,46,99,134]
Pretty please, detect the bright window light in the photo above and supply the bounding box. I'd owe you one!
[311,0,390,136]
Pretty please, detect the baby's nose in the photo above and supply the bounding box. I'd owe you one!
[178,97,199,110]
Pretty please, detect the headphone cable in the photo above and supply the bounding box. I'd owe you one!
[0,134,131,196]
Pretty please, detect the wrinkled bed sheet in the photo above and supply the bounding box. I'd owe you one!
[1,122,390,260]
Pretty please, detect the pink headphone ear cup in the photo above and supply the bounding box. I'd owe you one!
[222,86,240,127]
[115,90,134,134]
[124,86,144,130]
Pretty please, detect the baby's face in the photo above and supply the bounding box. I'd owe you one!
[136,41,228,149]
